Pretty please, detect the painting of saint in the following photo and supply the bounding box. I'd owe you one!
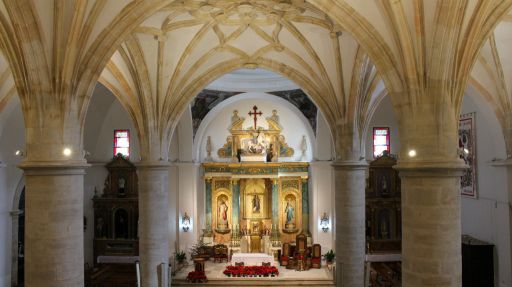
[218,199,228,229]
[285,199,294,224]
[252,194,260,213]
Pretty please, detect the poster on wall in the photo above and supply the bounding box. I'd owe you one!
[459,112,477,198]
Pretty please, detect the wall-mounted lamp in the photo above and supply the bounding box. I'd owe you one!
[320,212,330,233]
[182,212,191,232]
[15,150,25,157]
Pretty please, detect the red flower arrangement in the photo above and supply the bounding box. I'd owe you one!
[223,265,279,277]
[186,271,207,283]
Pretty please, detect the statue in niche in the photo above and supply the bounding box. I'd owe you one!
[218,199,229,229]
[96,217,105,238]
[118,176,126,196]
[285,199,295,225]
[114,209,129,239]
[252,194,261,213]
[380,175,389,195]
[377,210,391,239]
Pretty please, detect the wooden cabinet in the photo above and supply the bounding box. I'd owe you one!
[462,235,494,287]
[92,155,139,265]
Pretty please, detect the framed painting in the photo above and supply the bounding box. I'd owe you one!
[459,112,477,198]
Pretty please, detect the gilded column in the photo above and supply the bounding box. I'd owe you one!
[272,179,279,228]
[301,177,309,234]
[232,179,240,228]
[205,177,212,227]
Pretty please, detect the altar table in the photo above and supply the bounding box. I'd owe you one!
[231,253,275,266]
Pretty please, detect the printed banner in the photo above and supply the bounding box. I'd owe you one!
[459,112,477,198]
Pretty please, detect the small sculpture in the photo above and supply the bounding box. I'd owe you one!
[300,135,307,161]
[270,109,279,123]
[205,136,213,162]
[231,110,241,123]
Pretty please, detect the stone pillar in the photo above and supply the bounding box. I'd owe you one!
[232,179,240,228]
[20,162,88,287]
[272,179,279,228]
[138,162,170,287]
[332,160,367,287]
[301,177,309,234]
[395,161,465,286]
[205,178,212,228]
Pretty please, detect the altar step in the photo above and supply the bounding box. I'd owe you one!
[172,278,335,286]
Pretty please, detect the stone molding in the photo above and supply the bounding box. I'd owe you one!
[18,160,89,175]
[331,160,368,170]
[394,160,467,178]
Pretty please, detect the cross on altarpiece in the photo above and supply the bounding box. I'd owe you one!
[248,105,262,130]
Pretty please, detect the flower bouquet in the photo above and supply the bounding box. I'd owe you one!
[186,271,207,283]
[223,265,279,277]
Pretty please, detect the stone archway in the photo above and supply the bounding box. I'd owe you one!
[10,177,25,287]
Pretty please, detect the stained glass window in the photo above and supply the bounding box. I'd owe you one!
[114,129,130,157]
[373,127,390,158]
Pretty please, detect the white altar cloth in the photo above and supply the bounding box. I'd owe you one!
[231,253,275,266]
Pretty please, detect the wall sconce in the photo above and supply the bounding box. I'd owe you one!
[15,150,25,157]
[320,212,330,233]
[182,212,191,232]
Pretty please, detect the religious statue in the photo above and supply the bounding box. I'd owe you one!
[118,177,126,196]
[231,110,241,123]
[381,175,388,194]
[285,200,294,225]
[252,194,261,213]
[218,199,229,229]
[270,109,279,123]
[205,136,213,161]
[300,135,307,161]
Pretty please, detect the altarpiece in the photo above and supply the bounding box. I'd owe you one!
[202,107,310,253]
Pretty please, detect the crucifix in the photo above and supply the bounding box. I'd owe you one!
[248,105,262,130]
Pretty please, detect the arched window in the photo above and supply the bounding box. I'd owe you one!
[114,129,130,157]
[373,127,390,158]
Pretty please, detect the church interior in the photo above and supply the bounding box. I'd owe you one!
[0,1,512,287]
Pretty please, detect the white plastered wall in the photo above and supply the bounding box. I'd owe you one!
[0,96,25,286]
[365,91,511,287]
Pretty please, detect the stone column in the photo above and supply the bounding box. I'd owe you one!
[301,177,309,234]
[138,162,170,287]
[205,177,212,228]
[395,161,465,286]
[20,162,88,287]
[332,160,367,287]
[232,179,240,228]
[272,179,279,228]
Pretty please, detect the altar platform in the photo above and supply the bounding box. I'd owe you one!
[172,260,334,286]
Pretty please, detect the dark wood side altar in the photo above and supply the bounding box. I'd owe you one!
[365,151,401,253]
[92,154,139,265]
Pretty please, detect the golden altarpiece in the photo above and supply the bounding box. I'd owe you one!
[202,107,310,253]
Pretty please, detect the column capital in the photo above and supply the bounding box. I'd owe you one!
[231,178,240,184]
[331,160,368,170]
[19,160,89,175]
[205,177,213,182]
[394,159,467,177]
[272,178,279,185]
[135,161,171,170]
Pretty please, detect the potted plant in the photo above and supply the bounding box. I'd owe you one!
[323,250,335,270]
[175,250,186,265]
